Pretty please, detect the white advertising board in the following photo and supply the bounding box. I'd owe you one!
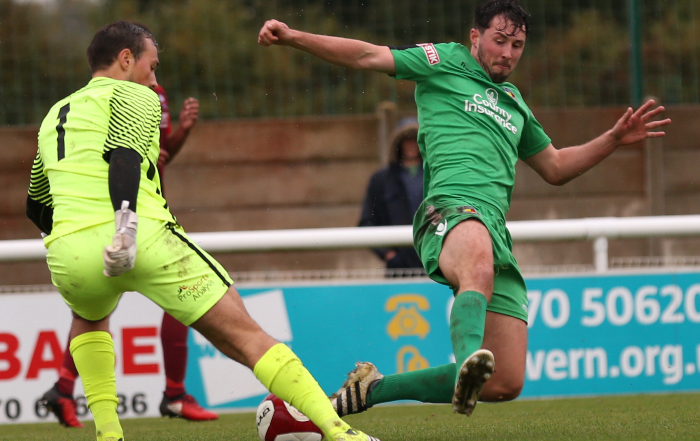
[0,288,292,425]
[1,291,166,424]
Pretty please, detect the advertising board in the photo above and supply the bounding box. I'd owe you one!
[1,271,699,424]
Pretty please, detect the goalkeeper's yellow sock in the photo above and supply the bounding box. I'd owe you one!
[70,332,123,441]
[254,343,350,438]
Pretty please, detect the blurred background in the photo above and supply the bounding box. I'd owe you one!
[3,0,700,124]
[2,0,700,284]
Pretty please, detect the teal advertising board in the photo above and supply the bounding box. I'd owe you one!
[185,272,700,410]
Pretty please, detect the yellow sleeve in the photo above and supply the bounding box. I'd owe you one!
[103,83,161,159]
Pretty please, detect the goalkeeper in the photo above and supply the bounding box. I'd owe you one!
[26,21,378,441]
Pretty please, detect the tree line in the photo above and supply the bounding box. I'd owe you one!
[1,0,698,125]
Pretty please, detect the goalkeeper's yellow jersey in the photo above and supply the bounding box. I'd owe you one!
[29,77,175,245]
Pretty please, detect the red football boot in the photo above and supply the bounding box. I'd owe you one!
[40,384,84,428]
[159,393,218,421]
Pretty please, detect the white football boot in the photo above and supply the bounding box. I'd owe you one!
[452,349,495,416]
[330,362,384,417]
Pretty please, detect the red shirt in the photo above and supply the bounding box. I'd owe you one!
[154,85,172,189]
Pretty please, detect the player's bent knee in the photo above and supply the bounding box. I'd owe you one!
[481,380,523,402]
[474,266,495,287]
[450,262,494,294]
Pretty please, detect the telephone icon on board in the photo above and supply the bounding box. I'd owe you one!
[385,294,430,340]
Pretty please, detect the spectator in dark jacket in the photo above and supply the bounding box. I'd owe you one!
[359,118,425,273]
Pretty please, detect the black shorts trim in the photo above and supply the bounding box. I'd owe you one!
[166,224,231,288]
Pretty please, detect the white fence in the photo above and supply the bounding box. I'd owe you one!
[3,215,700,272]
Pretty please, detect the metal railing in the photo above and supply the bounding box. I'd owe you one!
[3,215,700,273]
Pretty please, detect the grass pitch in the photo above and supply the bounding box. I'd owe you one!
[1,393,699,441]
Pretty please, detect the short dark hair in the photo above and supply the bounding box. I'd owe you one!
[474,0,530,36]
[87,21,158,72]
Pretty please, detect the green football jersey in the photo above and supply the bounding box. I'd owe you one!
[391,43,551,216]
[29,77,174,244]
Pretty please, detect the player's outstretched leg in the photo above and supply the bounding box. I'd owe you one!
[330,362,384,417]
[452,348,495,416]
[193,288,381,440]
[40,383,84,428]
[254,344,381,440]
[335,362,458,410]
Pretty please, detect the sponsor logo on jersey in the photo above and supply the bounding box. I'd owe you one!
[457,205,480,216]
[177,275,215,302]
[417,43,440,65]
[435,219,448,236]
[486,88,499,106]
[464,88,519,135]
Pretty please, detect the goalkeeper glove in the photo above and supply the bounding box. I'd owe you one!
[103,200,138,277]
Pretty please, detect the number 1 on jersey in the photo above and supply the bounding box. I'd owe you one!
[56,103,70,161]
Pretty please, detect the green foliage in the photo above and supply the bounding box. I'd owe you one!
[1,0,700,124]
[513,9,631,107]
[645,1,700,103]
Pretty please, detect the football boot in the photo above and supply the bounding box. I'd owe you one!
[452,349,495,416]
[330,362,383,417]
[159,393,218,421]
[40,384,84,428]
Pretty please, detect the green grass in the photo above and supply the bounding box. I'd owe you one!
[2,393,699,441]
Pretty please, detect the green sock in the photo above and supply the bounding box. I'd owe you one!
[450,291,488,384]
[253,343,350,438]
[367,363,457,405]
[70,332,122,441]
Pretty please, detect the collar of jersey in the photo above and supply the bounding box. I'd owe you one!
[89,76,118,85]
[463,49,493,83]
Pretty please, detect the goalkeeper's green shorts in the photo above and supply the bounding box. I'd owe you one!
[46,218,231,325]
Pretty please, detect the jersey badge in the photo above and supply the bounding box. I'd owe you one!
[417,43,440,65]
[457,206,480,216]
[503,86,517,101]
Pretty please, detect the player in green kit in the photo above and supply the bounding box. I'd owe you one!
[258,0,671,417]
[27,21,379,441]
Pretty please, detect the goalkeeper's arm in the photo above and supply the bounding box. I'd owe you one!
[103,147,141,277]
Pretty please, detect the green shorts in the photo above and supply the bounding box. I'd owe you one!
[46,218,231,325]
[413,198,528,322]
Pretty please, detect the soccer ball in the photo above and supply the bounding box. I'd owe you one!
[256,393,323,441]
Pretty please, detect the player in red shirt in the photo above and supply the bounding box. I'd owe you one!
[40,86,218,426]
[154,85,199,185]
